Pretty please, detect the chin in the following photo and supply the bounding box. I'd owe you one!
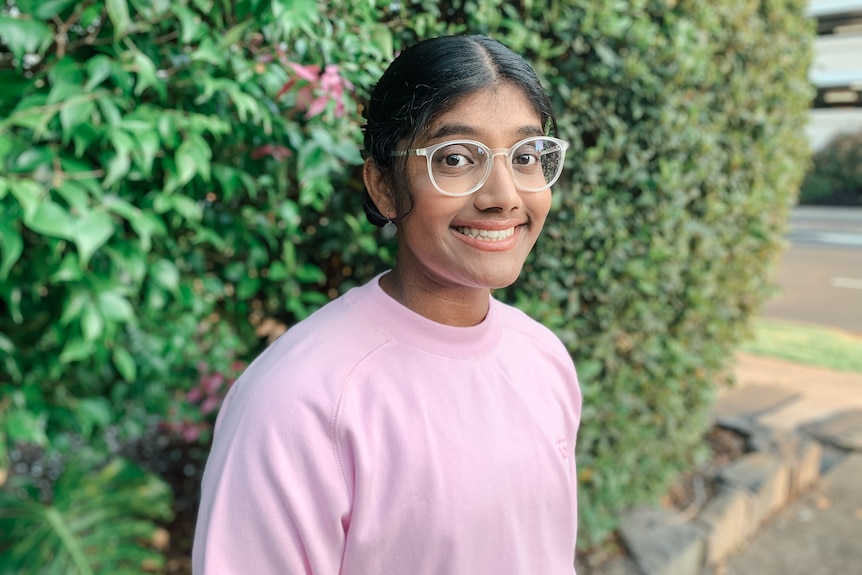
[482,270,524,290]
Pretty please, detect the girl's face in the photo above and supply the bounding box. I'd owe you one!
[393,84,553,294]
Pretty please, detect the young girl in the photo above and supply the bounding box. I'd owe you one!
[193,35,581,574]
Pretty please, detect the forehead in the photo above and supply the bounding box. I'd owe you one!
[422,84,543,144]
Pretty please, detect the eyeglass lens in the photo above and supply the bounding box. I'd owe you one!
[430,138,564,195]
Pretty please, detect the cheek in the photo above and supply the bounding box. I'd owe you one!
[528,192,553,226]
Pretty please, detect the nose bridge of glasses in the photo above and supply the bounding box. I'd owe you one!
[486,149,516,178]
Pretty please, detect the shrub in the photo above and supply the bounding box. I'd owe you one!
[0,0,392,459]
[799,130,862,205]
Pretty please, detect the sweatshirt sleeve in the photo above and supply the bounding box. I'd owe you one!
[192,359,350,575]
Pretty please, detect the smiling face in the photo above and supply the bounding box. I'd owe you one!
[365,83,553,323]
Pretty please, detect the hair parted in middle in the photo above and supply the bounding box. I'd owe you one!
[361,35,557,227]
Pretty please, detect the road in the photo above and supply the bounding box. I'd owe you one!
[761,206,862,334]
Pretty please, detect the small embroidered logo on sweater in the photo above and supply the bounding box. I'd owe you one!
[555,437,568,460]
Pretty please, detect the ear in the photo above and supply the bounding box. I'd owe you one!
[363,159,396,219]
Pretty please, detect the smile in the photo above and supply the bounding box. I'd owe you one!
[454,226,516,241]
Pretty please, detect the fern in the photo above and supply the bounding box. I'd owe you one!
[0,457,173,575]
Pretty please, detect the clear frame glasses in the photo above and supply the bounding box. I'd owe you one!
[392,136,569,197]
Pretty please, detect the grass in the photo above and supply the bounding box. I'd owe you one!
[739,318,862,374]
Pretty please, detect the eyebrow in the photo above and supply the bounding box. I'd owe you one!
[426,123,544,142]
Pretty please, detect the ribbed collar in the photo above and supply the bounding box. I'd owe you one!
[344,273,502,359]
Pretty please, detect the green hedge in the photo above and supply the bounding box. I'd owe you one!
[800,130,862,205]
[1,0,812,559]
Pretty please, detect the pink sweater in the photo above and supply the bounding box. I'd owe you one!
[193,275,581,574]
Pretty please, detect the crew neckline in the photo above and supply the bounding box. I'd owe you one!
[344,273,502,359]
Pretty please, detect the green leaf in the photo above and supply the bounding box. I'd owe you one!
[112,346,137,382]
[60,337,95,363]
[60,290,88,325]
[96,96,123,126]
[53,180,89,212]
[132,51,159,96]
[0,220,23,280]
[60,100,97,144]
[103,151,131,189]
[106,0,131,41]
[24,201,76,240]
[75,397,112,437]
[7,94,50,131]
[133,130,160,176]
[50,253,83,282]
[272,0,319,36]
[9,179,41,221]
[294,263,325,284]
[171,195,203,221]
[236,276,260,299]
[32,0,79,20]
[174,139,199,188]
[12,146,53,172]
[370,23,394,60]
[85,55,113,90]
[0,16,54,63]
[0,135,15,165]
[5,410,48,446]
[189,36,222,65]
[150,259,179,291]
[98,292,134,322]
[173,4,203,44]
[81,301,104,341]
[73,210,115,266]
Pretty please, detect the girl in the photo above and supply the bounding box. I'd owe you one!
[193,34,581,574]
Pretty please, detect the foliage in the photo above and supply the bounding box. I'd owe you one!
[0,456,172,575]
[0,0,813,561]
[0,0,393,460]
[799,130,862,205]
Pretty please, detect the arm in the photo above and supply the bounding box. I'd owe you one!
[192,367,350,575]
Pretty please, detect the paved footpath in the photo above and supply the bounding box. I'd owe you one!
[717,352,862,575]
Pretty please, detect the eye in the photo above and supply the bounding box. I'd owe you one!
[432,143,479,171]
[443,153,471,167]
[512,145,540,167]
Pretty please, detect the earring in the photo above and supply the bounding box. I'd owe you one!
[382,210,397,239]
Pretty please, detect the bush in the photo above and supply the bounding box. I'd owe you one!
[0,0,393,458]
[799,130,862,205]
[1,0,813,562]
[482,0,814,543]
[1,1,393,569]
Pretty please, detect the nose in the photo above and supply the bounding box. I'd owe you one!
[472,152,522,211]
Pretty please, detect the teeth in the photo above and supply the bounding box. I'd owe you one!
[455,227,515,241]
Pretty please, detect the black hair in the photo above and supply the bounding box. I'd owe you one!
[362,35,556,227]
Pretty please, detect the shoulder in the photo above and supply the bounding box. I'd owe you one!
[492,298,569,357]
[218,281,392,421]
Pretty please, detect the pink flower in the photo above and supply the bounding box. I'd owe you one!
[290,62,320,82]
[200,395,221,416]
[251,144,292,161]
[277,61,353,119]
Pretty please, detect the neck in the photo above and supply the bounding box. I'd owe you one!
[379,269,491,327]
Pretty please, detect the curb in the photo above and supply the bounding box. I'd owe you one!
[577,371,862,575]
[604,424,824,575]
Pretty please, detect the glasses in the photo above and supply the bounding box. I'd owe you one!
[392,136,569,197]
